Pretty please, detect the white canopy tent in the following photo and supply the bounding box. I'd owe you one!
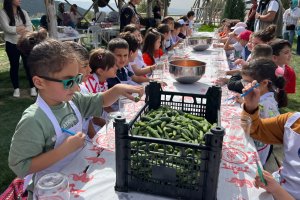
[44,0,170,38]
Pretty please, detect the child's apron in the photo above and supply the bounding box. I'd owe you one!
[281,112,300,199]
[23,95,83,195]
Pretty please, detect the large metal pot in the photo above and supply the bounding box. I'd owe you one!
[187,36,213,51]
[169,59,206,84]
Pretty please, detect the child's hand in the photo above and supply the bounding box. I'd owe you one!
[117,84,144,102]
[243,80,260,113]
[254,170,281,194]
[234,59,248,66]
[234,94,244,104]
[61,132,86,154]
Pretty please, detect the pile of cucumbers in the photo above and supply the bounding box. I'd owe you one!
[129,106,216,186]
[131,106,215,144]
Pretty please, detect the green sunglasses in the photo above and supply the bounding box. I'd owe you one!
[39,73,83,89]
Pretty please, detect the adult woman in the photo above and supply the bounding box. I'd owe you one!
[69,4,81,27]
[0,0,36,97]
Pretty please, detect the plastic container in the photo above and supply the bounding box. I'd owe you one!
[114,81,224,200]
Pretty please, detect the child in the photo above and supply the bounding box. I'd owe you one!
[142,28,163,66]
[227,44,274,94]
[254,170,295,200]
[171,22,183,45]
[269,39,296,94]
[8,39,143,198]
[119,32,149,83]
[63,41,91,84]
[157,23,173,52]
[239,58,286,165]
[162,16,175,31]
[187,10,195,30]
[233,25,277,67]
[84,48,117,93]
[63,41,99,137]
[177,18,189,39]
[224,30,252,62]
[242,79,300,199]
[123,24,156,76]
[106,37,142,88]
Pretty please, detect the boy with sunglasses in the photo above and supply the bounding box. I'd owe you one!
[8,39,143,199]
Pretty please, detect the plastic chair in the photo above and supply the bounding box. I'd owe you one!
[87,25,103,48]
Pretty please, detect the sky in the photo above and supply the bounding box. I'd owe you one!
[62,0,195,15]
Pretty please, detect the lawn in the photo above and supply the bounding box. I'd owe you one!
[0,42,300,193]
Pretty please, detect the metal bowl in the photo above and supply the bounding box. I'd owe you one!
[169,59,206,84]
[187,36,213,51]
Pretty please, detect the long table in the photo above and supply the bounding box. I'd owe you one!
[59,34,274,200]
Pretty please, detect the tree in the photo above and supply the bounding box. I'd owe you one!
[222,0,245,22]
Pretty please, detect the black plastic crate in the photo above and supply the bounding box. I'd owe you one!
[114,82,224,200]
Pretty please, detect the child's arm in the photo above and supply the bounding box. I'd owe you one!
[29,133,86,174]
[131,64,155,76]
[102,84,144,107]
[223,37,234,51]
[254,170,295,200]
[242,81,293,144]
[131,75,149,83]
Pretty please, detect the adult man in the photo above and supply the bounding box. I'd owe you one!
[283,0,300,45]
[120,0,142,31]
[255,0,284,38]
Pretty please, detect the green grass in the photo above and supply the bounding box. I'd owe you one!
[0,48,34,192]
[198,24,218,32]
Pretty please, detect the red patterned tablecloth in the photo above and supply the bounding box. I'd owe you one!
[59,33,274,200]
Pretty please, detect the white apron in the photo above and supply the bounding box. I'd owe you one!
[281,112,300,199]
[24,95,83,195]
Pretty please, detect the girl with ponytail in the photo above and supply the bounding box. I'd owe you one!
[240,58,287,165]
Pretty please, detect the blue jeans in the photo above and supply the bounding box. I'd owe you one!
[283,30,295,46]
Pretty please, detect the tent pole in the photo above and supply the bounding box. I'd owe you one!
[44,0,58,39]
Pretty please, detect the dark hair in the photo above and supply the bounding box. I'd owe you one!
[242,58,287,107]
[251,44,273,59]
[162,16,174,24]
[179,15,188,22]
[187,11,195,18]
[269,39,291,56]
[252,25,276,43]
[28,39,77,77]
[123,24,139,33]
[70,4,78,14]
[142,28,162,64]
[157,24,170,34]
[174,21,183,30]
[58,2,65,13]
[3,0,26,26]
[107,38,129,52]
[17,29,48,56]
[119,32,139,53]
[89,48,116,73]
[63,41,89,62]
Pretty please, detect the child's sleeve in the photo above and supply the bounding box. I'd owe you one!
[72,92,104,119]
[9,109,50,178]
[242,108,293,144]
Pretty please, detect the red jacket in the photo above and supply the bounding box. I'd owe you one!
[142,49,163,66]
[284,64,296,94]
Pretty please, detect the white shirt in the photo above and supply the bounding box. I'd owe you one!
[255,0,279,32]
[0,9,33,44]
[69,12,81,25]
[130,50,146,69]
[283,7,300,26]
